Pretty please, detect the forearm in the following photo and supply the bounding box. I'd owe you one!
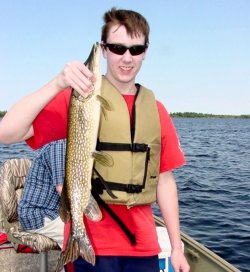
[0,78,61,144]
[157,171,183,251]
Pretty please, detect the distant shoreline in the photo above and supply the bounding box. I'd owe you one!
[0,111,7,118]
[0,110,249,119]
[170,112,250,118]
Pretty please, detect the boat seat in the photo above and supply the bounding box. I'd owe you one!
[0,158,60,271]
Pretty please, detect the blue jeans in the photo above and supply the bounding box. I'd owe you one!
[65,255,159,272]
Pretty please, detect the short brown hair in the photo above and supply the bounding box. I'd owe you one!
[101,7,150,45]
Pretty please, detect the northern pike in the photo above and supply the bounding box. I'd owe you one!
[57,42,113,269]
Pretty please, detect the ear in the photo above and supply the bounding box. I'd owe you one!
[101,44,107,59]
[142,48,148,60]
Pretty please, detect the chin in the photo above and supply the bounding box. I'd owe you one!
[118,74,135,83]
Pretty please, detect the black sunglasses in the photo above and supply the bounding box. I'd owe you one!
[103,43,148,56]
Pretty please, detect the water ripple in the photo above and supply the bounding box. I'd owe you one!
[170,118,250,272]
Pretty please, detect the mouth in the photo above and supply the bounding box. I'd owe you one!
[120,66,133,71]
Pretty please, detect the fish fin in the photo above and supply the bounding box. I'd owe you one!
[97,95,113,111]
[79,232,96,265]
[92,151,114,167]
[56,232,95,268]
[55,234,76,271]
[97,95,113,120]
[84,194,102,222]
[59,206,70,223]
[101,107,108,120]
[59,183,70,223]
[55,252,65,272]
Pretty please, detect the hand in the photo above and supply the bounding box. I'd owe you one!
[56,61,96,97]
[171,248,190,272]
[56,184,63,196]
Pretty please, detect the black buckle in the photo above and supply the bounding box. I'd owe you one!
[131,143,148,152]
[126,184,143,193]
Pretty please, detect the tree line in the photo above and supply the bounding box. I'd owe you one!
[170,112,250,118]
[0,111,7,118]
[1,110,250,119]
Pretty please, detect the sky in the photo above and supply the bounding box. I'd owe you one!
[0,0,249,115]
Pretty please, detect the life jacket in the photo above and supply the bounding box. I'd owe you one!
[92,76,161,207]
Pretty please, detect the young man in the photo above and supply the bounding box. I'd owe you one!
[0,8,190,272]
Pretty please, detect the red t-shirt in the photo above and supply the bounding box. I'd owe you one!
[26,88,185,256]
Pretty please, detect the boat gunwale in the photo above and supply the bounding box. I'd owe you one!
[153,215,240,272]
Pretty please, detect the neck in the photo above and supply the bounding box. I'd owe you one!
[105,75,136,95]
[119,85,136,95]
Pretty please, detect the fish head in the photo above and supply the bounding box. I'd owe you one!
[83,42,102,98]
[72,42,102,101]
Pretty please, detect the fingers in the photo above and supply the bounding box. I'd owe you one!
[171,250,190,272]
[57,61,96,97]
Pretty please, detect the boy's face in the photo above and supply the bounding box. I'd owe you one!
[102,25,147,90]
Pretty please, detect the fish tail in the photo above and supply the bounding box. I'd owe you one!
[55,232,95,270]
[78,232,96,265]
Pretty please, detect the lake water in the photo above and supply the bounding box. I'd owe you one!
[0,118,249,271]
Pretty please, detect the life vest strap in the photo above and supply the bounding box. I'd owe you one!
[91,188,136,245]
[92,178,143,194]
[96,141,148,153]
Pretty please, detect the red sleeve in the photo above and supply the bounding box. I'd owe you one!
[26,88,71,149]
[157,101,186,172]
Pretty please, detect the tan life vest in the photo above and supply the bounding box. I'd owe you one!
[92,76,161,207]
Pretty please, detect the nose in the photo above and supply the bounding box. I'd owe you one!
[122,49,133,61]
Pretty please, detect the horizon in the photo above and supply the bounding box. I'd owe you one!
[0,1,249,115]
[1,109,249,117]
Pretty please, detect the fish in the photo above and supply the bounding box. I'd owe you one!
[57,42,113,269]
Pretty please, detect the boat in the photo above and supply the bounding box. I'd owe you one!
[0,215,241,272]
[0,158,241,272]
[154,215,240,272]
